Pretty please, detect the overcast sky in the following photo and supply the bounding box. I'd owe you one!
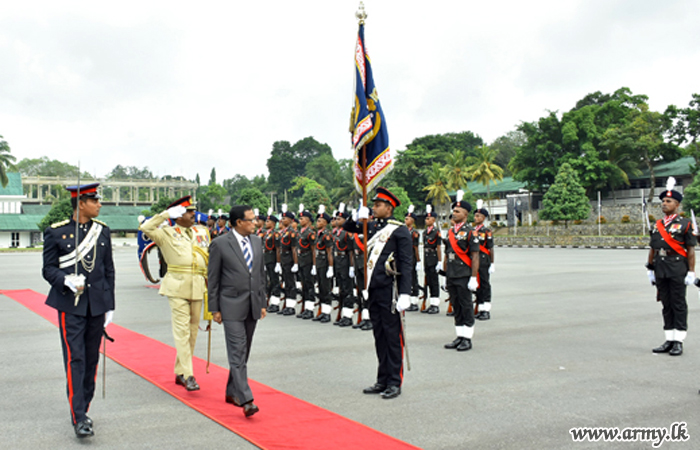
[1,0,698,182]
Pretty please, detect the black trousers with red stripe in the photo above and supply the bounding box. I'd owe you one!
[58,311,104,425]
[368,285,403,388]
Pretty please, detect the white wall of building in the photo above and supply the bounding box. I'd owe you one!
[0,231,32,248]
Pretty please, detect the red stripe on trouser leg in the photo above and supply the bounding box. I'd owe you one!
[60,312,76,424]
[399,326,404,385]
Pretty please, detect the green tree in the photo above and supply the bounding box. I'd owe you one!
[490,130,525,176]
[444,150,471,191]
[15,156,90,178]
[467,145,504,209]
[236,187,270,211]
[681,172,700,213]
[666,94,700,173]
[106,165,154,179]
[383,185,411,219]
[306,153,341,192]
[538,163,590,227]
[198,184,228,213]
[266,137,334,195]
[142,196,176,216]
[38,199,73,232]
[422,163,450,206]
[208,168,216,186]
[289,176,331,213]
[0,135,16,188]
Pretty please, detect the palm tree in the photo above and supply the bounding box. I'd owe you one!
[467,145,504,210]
[0,135,16,188]
[443,150,471,191]
[423,163,450,216]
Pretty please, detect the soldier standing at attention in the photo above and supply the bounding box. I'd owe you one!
[473,200,495,321]
[278,205,299,315]
[647,177,696,356]
[333,204,356,327]
[404,205,421,311]
[313,205,334,323]
[139,196,210,390]
[421,204,442,314]
[43,183,114,438]
[296,205,317,320]
[352,224,372,330]
[344,187,413,399]
[263,209,283,313]
[443,190,480,352]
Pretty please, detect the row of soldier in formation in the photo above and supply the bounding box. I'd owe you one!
[199,200,496,331]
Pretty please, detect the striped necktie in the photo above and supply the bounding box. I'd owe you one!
[242,237,253,271]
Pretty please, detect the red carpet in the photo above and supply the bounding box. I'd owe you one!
[2,289,420,450]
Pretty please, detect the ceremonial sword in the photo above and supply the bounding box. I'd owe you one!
[385,253,410,371]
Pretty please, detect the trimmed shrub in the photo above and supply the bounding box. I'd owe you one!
[621,215,630,223]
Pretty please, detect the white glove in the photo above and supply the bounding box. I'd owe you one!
[349,266,355,278]
[291,264,298,273]
[64,274,85,294]
[358,206,370,220]
[415,262,421,272]
[352,208,358,222]
[488,264,495,275]
[326,266,334,278]
[468,276,478,292]
[685,271,695,286]
[104,310,114,327]
[435,262,441,272]
[274,262,282,274]
[396,294,411,312]
[311,266,317,276]
[647,270,656,285]
[167,205,187,219]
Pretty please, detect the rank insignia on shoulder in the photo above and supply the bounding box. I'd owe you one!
[92,219,107,226]
[388,219,403,226]
[51,219,70,228]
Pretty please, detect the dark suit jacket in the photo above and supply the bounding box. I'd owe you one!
[208,231,266,321]
[43,219,115,317]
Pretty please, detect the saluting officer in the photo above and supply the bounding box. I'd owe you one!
[345,187,413,399]
[421,204,442,314]
[278,205,299,315]
[473,200,495,320]
[313,206,335,323]
[139,196,210,391]
[647,177,696,356]
[443,190,480,352]
[333,204,356,327]
[43,183,114,438]
[404,205,421,311]
[263,209,283,313]
[296,205,317,320]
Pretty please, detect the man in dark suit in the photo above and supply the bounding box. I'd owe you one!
[208,205,267,417]
[42,183,115,438]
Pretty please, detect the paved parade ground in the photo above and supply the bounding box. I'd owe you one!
[2,246,699,449]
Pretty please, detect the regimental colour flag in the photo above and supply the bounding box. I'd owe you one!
[350,22,392,194]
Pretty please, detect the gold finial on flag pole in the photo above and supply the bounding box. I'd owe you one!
[356,2,367,24]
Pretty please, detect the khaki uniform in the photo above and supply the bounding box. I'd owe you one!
[140,211,210,378]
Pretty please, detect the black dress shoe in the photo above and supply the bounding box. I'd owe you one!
[444,337,464,349]
[312,312,323,321]
[360,320,373,331]
[446,311,455,317]
[74,420,94,438]
[299,310,314,320]
[427,305,439,314]
[337,317,353,327]
[352,319,365,329]
[243,402,259,417]
[175,374,187,386]
[669,341,683,356]
[185,376,200,391]
[405,304,419,312]
[267,304,280,313]
[282,307,296,316]
[457,338,472,351]
[477,311,490,321]
[381,385,401,399]
[225,395,242,406]
[319,313,331,323]
[363,383,386,394]
[652,341,674,353]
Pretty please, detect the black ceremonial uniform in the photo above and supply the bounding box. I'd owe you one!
[353,233,366,307]
[474,224,494,312]
[650,216,696,337]
[263,228,281,301]
[43,218,115,428]
[345,216,412,389]
[279,226,298,310]
[445,223,480,336]
[315,229,334,310]
[423,224,442,300]
[333,227,354,312]
[408,226,421,304]
[297,225,316,317]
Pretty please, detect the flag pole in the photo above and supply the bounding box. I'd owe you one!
[362,145,368,292]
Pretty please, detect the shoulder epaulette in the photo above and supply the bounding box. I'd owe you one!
[51,219,70,228]
[92,218,107,226]
[388,219,403,226]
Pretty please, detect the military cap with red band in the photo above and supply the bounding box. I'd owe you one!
[65,183,101,199]
[167,195,197,210]
[372,186,401,208]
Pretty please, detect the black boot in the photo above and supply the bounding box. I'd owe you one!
[669,341,683,356]
[444,337,463,349]
[652,341,674,353]
[457,338,472,351]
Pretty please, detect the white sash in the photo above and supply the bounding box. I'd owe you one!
[59,223,103,269]
[364,222,400,290]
